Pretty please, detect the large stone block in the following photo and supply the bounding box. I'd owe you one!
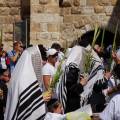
[71,7,81,14]
[81,7,94,14]
[60,8,71,15]
[80,0,86,6]
[40,23,48,32]
[60,0,71,7]
[63,15,74,23]
[94,5,104,13]
[111,0,117,5]
[31,14,61,23]
[98,0,111,6]
[10,8,20,15]
[30,32,37,40]
[105,6,114,16]
[3,24,13,33]
[36,32,51,40]
[31,0,39,5]
[0,0,6,7]
[44,5,60,14]
[31,23,41,32]
[0,7,10,15]
[73,0,80,6]
[51,32,60,40]
[48,23,60,32]
[86,0,98,6]
[39,0,49,4]
[31,5,44,14]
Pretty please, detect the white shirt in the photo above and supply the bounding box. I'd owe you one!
[100,95,120,120]
[42,62,57,89]
[1,57,7,69]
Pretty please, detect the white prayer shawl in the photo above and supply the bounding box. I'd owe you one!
[80,45,104,105]
[4,46,46,120]
[100,94,120,120]
[58,45,104,111]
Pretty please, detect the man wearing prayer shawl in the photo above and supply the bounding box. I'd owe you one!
[4,46,46,120]
[57,44,105,113]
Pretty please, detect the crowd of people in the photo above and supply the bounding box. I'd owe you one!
[0,39,120,120]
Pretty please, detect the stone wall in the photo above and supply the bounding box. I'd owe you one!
[30,0,120,47]
[60,0,119,46]
[0,0,21,50]
[30,0,63,47]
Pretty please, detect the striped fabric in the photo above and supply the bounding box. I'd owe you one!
[58,63,79,112]
[4,46,46,120]
[57,45,104,112]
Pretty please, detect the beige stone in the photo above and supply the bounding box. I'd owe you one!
[40,23,48,32]
[0,7,10,15]
[94,5,104,13]
[63,15,74,23]
[0,0,6,7]
[51,32,60,40]
[10,8,20,15]
[111,0,117,5]
[80,0,86,6]
[73,0,80,6]
[31,23,40,32]
[31,5,44,14]
[44,5,60,14]
[31,0,39,5]
[36,32,51,40]
[60,8,71,15]
[30,32,37,41]
[87,0,98,6]
[105,6,114,16]
[48,23,59,32]
[3,24,13,33]
[39,0,49,4]
[31,14,61,23]
[81,7,94,14]
[71,7,81,14]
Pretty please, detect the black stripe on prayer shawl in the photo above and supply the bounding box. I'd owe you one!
[59,63,79,112]
[88,65,104,81]
[19,101,45,120]
[36,113,46,120]
[12,80,45,120]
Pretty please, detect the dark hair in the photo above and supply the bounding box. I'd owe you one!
[38,44,47,61]
[47,98,60,112]
[51,43,61,51]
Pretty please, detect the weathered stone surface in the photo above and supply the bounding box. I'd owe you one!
[105,6,114,16]
[48,23,59,32]
[9,8,20,15]
[0,7,10,15]
[80,0,86,6]
[31,14,61,23]
[73,0,80,6]
[39,0,49,4]
[111,0,117,5]
[86,0,98,6]
[31,5,44,14]
[63,15,74,23]
[36,32,51,40]
[71,7,81,14]
[81,7,94,14]
[31,23,40,32]
[44,5,60,13]
[94,5,104,13]
[40,23,48,32]
[30,32,37,40]
[51,32,60,40]
[31,0,39,5]
[60,7,71,15]
[98,0,111,6]
[3,24,13,33]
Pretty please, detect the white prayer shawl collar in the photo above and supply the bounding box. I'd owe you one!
[4,46,46,120]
